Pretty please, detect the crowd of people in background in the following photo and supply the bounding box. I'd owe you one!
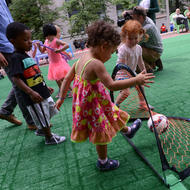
[73,38,87,50]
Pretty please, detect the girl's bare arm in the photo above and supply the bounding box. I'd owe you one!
[55,63,75,110]
[93,60,154,91]
[55,39,69,52]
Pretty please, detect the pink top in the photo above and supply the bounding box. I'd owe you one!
[44,38,62,64]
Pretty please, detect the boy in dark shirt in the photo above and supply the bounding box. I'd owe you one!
[6,22,66,145]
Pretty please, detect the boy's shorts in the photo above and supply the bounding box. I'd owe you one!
[27,97,59,129]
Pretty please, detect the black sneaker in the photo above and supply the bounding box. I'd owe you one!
[125,119,142,138]
[45,134,66,145]
[96,159,119,171]
[155,58,163,71]
[35,129,45,136]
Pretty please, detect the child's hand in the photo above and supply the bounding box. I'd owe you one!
[136,70,155,87]
[33,43,38,50]
[55,99,64,111]
[30,91,43,103]
[0,52,8,67]
[54,48,61,53]
[35,41,41,47]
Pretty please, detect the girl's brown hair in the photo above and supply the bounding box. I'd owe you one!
[86,20,121,48]
[121,20,148,42]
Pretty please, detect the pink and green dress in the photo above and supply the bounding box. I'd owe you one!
[71,59,130,145]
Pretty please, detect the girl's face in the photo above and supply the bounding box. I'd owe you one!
[125,33,140,48]
[12,30,32,52]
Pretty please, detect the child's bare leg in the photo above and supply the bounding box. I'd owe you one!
[55,79,64,98]
[121,119,142,139]
[139,86,145,102]
[42,127,52,140]
[56,79,72,93]
[96,144,107,159]
[115,89,130,106]
[138,86,154,110]
[96,144,119,171]
[56,78,64,89]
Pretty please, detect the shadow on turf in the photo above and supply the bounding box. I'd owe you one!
[3,124,23,130]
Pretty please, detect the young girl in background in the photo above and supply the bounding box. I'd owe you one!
[38,24,71,97]
[115,20,154,110]
[55,20,154,171]
[55,25,72,61]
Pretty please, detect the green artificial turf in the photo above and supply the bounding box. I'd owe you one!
[0,34,190,190]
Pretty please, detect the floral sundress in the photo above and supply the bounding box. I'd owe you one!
[71,58,130,145]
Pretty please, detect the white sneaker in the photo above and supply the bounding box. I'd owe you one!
[45,134,66,145]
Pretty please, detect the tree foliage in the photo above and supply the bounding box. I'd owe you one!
[61,0,116,37]
[168,0,190,13]
[9,0,58,40]
[112,0,136,10]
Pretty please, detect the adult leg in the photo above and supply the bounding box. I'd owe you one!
[0,87,17,115]
[0,87,22,125]
[142,47,161,72]
[184,18,189,31]
[155,58,163,71]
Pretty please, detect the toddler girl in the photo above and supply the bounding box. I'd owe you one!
[115,20,153,110]
[55,20,154,171]
[38,24,71,97]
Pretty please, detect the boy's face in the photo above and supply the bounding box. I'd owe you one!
[11,30,32,52]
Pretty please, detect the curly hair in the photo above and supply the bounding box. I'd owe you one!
[86,20,121,48]
[121,20,148,42]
